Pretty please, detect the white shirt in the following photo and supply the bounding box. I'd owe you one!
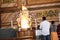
[40,20,51,35]
[36,30,42,36]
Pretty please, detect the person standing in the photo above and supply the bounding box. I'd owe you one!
[50,21,58,40]
[50,21,57,32]
[36,25,42,40]
[40,17,51,40]
[57,22,60,32]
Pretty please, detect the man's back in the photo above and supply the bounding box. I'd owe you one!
[40,20,51,35]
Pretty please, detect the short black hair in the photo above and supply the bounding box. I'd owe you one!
[51,21,55,24]
[42,17,46,20]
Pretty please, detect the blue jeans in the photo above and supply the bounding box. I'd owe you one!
[41,35,50,40]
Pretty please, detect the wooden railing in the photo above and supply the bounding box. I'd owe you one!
[0,33,59,40]
[0,37,35,40]
[0,30,35,40]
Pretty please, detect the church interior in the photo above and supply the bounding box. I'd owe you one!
[0,0,60,40]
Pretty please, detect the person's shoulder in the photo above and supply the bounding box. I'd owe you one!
[39,21,43,25]
[45,20,51,24]
[40,21,44,24]
[44,20,49,22]
[46,20,50,22]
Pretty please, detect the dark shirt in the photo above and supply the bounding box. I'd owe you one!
[57,24,60,32]
[50,24,57,32]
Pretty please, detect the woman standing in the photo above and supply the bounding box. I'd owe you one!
[50,21,58,40]
[50,21,57,32]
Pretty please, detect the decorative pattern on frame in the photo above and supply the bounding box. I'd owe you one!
[1,0,17,7]
[36,9,58,18]
[3,0,14,3]
[47,10,58,17]
[27,0,60,5]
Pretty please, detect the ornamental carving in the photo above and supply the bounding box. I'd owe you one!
[27,0,60,5]
[36,10,58,18]
[3,0,16,3]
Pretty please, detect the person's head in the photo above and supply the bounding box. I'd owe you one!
[42,17,46,21]
[51,21,55,24]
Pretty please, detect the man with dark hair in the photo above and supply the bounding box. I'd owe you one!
[40,17,51,40]
[42,17,46,20]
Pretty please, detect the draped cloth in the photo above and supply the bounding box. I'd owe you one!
[51,32,59,40]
